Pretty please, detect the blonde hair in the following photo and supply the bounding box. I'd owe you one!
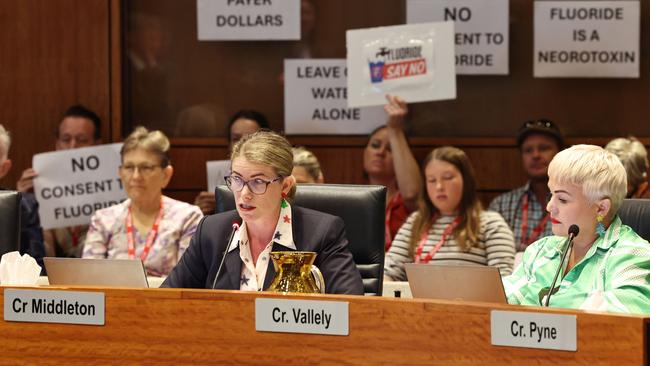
[292,147,323,182]
[121,126,170,167]
[410,146,483,253]
[605,137,649,193]
[0,124,10,160]
[548,144,627,217]
[231,130,296,199]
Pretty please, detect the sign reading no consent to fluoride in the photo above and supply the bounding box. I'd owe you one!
[33,143,126,230]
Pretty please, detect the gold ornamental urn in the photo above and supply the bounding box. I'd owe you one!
[267,251,324,294]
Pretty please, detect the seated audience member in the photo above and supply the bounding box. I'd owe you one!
[605,137,649,199]
[17,105,102,258]
[489,119,564,252]
[194,110,270,215]
[504,145,650,313]
[384,147,516,281]
[83,127,202,277]
[0,125,45,269]
[365,95,421,251]
[162,131,363,294]
[292,146,324,183]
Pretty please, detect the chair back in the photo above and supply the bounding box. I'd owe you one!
[618,199,650,242]
[0,191,21,257]
[216,184,386,295]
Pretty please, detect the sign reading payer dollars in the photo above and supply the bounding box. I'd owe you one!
[255,298,349,336]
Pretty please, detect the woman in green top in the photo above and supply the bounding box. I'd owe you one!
[504,144,650,314]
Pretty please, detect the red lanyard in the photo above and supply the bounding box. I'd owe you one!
[126,200,164,262]
[67,226,81,247]
[414,216,462,264]
[520,194,550,248]
[385,193,401,251]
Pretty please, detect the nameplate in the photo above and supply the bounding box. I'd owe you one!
[255,298,348,336]
[4,289,105,325]
[491,310,577,351]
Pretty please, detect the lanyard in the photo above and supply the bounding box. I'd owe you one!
[385,193,401,251]
[520,194,550,248]
[67,226,81,248]
[414,216,462,264]
[126,200,164,262]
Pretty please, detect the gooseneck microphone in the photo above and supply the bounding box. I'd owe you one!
[544,224,579,306]
[211,222,240,290]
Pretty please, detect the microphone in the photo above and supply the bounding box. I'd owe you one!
[544,224,579,306]
[211,221,240,290]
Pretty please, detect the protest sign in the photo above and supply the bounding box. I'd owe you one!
[207,160,231,193]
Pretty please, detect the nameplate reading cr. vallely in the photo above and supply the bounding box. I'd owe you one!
[4,289,105,325]
[255,298,349,335]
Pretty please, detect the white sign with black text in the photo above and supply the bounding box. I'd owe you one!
[534,1,640,78]
[255,298,349,336]
[491,310,577,351]
[197,0,300,41]
[4,289,105,325]
[284,59,386,134]
[346,22,456,108]
[33,143,126,230]
[407,0,509,74]
[207,160,231,193]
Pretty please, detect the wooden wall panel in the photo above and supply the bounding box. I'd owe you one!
[0,0,111,188]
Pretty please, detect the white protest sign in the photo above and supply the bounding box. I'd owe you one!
[207,160,231,193]
[407,0,509,75]
[33,143,126,230]
[284,59,386,134]
[197,0,300,41]
[346,22,456,108]
[534,1,640,78]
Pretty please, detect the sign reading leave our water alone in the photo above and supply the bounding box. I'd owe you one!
[33,143,126,230]
[197,0,300,41]
[534,1,640,78]
[346,22,456,108]
[284,59,386,134]
[407,0,509,75]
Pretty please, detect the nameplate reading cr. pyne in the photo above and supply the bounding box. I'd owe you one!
[491,310,577,351]
[4,289,105,326]
[255,298,349,336]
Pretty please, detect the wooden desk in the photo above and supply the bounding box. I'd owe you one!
[1,287,647,365]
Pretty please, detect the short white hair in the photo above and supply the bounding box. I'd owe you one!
[548,144,627,216]
[0,124,10,160]
[605,137,649,191]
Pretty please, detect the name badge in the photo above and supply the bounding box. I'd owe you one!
[4,289,105,326]
[255,298,348,336]
[491,310,577,351]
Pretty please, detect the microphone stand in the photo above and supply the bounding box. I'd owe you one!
[211,223,240,290]
[544,230,577,307]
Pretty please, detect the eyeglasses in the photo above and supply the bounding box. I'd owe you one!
[225,175,282,195]
[119,164,163,176]
[522,119,556,130]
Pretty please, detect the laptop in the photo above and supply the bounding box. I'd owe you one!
[44,258,149,288]
[405,263,507,304]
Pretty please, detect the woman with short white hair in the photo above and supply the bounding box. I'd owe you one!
[605,137,649,199]
[504,144,650,314]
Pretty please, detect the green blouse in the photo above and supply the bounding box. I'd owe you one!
[503,216,650,314]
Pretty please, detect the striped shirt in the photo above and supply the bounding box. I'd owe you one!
[384,210,516,281]
[489,182,553,252]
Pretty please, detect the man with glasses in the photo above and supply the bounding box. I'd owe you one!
[489,119,565,254]
[16,105,102,258]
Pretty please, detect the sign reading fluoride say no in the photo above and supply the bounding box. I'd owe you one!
[33,143,126,230]
[534,1,640,78]
[197,0,300,41]
[407,0,509,75]
[284,59,386,134]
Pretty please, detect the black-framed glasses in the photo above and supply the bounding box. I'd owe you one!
[521,119,557,130]
[225,175,283,195]
[119,164,163,176]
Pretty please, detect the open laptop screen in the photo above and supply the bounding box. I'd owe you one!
[405,263,507,304]
[44,257,149,288]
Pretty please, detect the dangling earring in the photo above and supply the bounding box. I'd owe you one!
[281,192,288,208]
[596,215,606,237]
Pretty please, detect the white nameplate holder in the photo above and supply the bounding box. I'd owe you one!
[491,310,577,351]
[4,289,105,326]
[255,298,349,336]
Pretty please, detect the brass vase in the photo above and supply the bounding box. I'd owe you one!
[267,251,324,294]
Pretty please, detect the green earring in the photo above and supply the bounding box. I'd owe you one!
[596,215,606,237]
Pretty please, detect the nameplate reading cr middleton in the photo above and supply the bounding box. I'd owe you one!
[255,298,349,335]
[4,289,105,325]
